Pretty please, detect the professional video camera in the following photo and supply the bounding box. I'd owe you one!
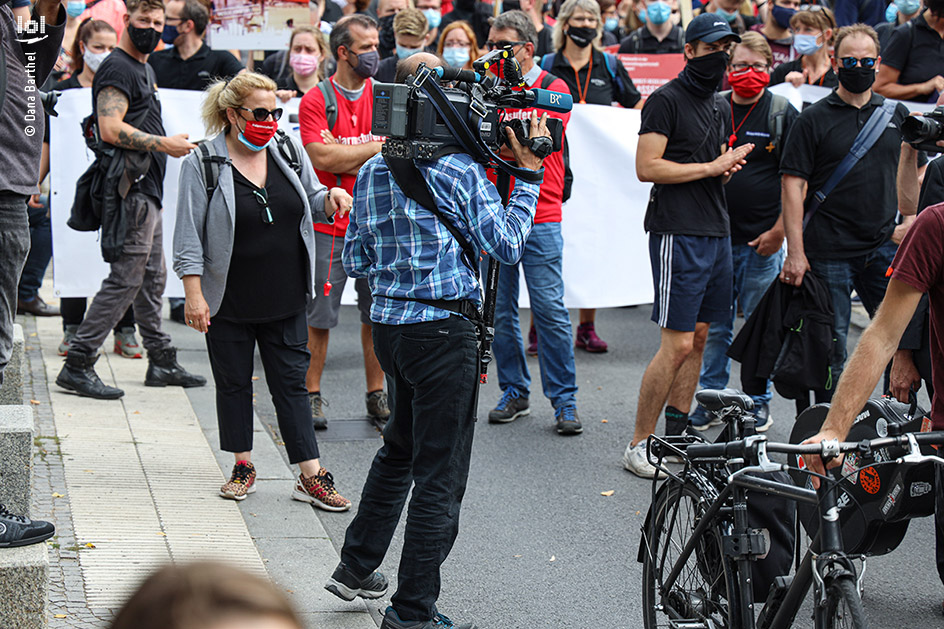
[902,106,944,153]
[371,47,573,175]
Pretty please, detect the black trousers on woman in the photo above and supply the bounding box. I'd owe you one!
[205,310,319,463]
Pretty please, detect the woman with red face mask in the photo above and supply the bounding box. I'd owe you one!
[688,31,801,431]
[173,72,356,511]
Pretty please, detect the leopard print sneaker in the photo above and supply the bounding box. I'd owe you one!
[292,467,351,512]
[220,461,256,501]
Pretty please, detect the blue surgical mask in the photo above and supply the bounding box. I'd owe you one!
[715,6,739,22]
[896,0,921,15]
[647,1,672,24]
[638,9,648,21]
[792,32,822,55]
[423,8,442,29]
[443,46,470,67]
[396,44,422,59]
[605,16,619,31]
[66,0,86,17]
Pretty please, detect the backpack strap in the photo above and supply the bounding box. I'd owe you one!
[676,24,685,50]
[603,52,625,101]
[628,29,642,53]
[274,129,302,176]
[197,141,228,202]
[539,70,556,90]
[540,52,555,72]
[767,93,789,163]
[317,79,338,131]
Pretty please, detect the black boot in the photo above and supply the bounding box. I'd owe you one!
[145,347,207,388]
[56,349,125,399]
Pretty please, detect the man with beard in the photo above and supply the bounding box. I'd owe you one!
[622,13,753,479]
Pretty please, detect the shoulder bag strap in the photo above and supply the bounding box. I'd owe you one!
[317,79,337,131]
[803,99,898,230]
[274,129,302,176]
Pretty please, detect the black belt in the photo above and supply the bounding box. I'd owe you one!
[384,295,482,323]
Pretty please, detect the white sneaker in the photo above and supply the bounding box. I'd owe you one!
[622,442,667,479]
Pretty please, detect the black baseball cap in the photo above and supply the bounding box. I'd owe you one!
[684,13,742,44]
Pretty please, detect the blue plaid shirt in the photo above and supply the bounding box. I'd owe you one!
[343,152,541,325]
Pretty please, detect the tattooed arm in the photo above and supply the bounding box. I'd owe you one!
[96,87,196,157]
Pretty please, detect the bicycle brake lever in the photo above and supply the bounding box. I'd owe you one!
[728,439,785,481]
[897,432,944,466]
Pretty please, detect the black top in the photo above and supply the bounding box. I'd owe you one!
[536,24,554,58]
[769,57,838,89]
[216,151,309,322]
[375,55,397,83]
[53,75,82,91]
[874,19,900,51]
[780,90,910,259]
[440,2,493,48]
[92,48,167,202]
[725,90,799,244]
[919,155,944,214]
[883,14,944,101]
[547,48,641,108]
[639,78,733,236]
[618,25,685,54]
[148,43,244,91]
[276,73,312,96]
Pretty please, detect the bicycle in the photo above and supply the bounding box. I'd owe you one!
[638,389,944,629]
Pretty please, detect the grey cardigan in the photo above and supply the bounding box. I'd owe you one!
[173,132,332,316]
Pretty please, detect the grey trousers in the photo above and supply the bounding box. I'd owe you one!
[71,193,171,355]
[0,194,31,387]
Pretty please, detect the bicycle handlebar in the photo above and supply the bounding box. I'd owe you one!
[685,431,944,462]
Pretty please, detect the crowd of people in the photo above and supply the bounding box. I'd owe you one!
[2,0,944,623]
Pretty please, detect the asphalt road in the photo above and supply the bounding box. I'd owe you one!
[240,305,944,629]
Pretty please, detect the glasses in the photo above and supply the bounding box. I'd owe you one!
[253,188,274,225]
[731,62,769,72]
[238,106,284,122]
[485,40,526,50]
[839,56,877,69]
[797,4,827,11]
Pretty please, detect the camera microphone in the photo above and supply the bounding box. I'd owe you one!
[434,66,481,84]
[524,88,573,114]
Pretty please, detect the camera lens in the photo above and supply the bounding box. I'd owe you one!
[902,115,942,145]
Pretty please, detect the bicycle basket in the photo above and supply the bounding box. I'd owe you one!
[788,398,936,556]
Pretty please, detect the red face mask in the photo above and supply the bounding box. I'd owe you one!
[239,119,279,150]
[727,67,770,99]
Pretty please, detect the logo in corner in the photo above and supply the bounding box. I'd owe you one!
[14,15,49,44]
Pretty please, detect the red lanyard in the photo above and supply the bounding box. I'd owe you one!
[728,95,761,148]
[571,53,593,104]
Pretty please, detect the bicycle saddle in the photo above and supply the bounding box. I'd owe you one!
[695,389,755,413]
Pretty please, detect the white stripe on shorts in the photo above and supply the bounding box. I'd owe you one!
[658,234,673,328]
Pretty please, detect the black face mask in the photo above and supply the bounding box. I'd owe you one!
[127,24,162,54]
[679,50,729,97]
[454,0,475,10]
[837,66,876,94]
[503,0,521,11]
[566,25,596,48]
[378,14,396,56]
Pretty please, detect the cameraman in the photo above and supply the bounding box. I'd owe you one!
[326,52,550,629]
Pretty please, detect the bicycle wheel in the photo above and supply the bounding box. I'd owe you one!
[642,480,738,629]
[823,576,868,629]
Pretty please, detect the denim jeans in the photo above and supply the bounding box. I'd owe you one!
[807,241,897,377]
[0,194,30,386]
[699,244,783,406]
[17,195,52,301]
[341,315,478,622]
[492,222,577,409]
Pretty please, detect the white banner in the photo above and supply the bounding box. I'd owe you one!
[50,90,655,308]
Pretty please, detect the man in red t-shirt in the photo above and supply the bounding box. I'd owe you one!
[483,11,581,436]
[299,14,387,429]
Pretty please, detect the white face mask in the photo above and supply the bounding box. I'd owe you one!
[83,49,110,73]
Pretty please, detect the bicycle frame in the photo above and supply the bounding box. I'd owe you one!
[648,443,857,629]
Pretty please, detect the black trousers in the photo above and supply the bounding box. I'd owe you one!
[340,315,479,622]
[205,311,319,464]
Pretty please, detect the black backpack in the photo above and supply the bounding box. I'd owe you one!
[720,90,791,163]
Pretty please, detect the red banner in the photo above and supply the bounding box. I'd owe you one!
[616,54,685,101]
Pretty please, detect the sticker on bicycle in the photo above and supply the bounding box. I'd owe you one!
[859,466,881,494]
[911,481,932,497]
[922,416,933,432]
[881,482,902,516]
[842,452,859,482]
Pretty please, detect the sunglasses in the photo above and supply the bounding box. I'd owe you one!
[839,56,877,69]
[485,40,526,50]
[238,106,284,122]
[253,188,274,225]
[797,4,827,11]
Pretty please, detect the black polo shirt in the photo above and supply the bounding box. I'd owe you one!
[883,14,944,99]
[639,77,732,237]
[148,42,244,91]
[547,48,641,107]
[780,90,910,259]
[617,25,685,54]
[769,58,838,89]
[726,90,799,244]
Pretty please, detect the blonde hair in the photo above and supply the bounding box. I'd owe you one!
[287,26,331,80]
[730,31,772,68]
[553,0,602,51]
[202,72,278,136]
[834,23,880,57]
[394,8,428,39]
[790,6,837,43]
[437,20,479,58]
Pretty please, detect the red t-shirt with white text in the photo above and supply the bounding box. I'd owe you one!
[888,202,944,428]
[299,77,383,237]
[488,70,570,224]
